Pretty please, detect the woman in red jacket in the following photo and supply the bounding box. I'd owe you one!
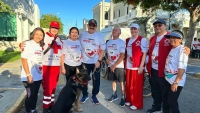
[125,23,147,110]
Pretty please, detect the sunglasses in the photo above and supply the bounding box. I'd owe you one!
[89,24,96,27]
[131,27,138,30]
[154,24,163,28]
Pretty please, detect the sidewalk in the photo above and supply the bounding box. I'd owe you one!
[0,58,200,113]
[0,60,25,113]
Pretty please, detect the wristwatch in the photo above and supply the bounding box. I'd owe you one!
[173,81,178,84]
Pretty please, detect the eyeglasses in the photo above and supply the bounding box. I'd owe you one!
[89,24,96,27]
[131,27,138,30]
[154,24,163,28]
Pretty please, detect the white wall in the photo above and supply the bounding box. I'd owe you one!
[1,0,40,50]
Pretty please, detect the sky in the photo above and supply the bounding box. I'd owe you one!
[34,0,110,34]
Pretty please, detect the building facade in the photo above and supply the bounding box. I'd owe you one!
[86,1,200,40]
[0,0,40,51]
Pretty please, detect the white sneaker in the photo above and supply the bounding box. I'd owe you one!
[130,105,137,110]
[125,102,130,106]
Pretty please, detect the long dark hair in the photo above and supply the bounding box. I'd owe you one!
[30,27,45,47]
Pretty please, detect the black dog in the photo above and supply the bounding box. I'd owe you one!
[51,64,91,113]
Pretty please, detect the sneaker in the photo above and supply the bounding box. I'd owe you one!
[130,105,137,110]
[91,96,99,105]
[125,102,130,106]
[119,98,125,107]
[80,95,89,103]
[43,108,51,113]
[32,110,38,113]
[107,95,118,102]
[146,108,161,113]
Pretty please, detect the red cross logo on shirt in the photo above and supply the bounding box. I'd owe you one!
[48,41,61,54]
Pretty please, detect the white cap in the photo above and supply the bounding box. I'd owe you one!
[130,23,140,29]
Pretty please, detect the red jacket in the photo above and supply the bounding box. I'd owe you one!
[125,36,143,68]
[147,33,172,77]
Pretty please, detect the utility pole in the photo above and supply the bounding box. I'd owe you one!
[75,20,77,27]
[102,0,105,30]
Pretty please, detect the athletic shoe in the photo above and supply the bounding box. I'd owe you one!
[91,96,99,104]
[43,108,51,113]
[146,108,161,113]
[80,95,89,103]
[125,102,131,106]
[119,98,125,107]
[32,110,38,113]
[107,95,118,102]
[130,105,137,110]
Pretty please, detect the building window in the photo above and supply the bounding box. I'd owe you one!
[105,11,108,20]
[119,10,120,17]
[114,11,115,18]
[127,6,129,14]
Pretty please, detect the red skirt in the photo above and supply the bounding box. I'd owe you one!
[125,69,144,109]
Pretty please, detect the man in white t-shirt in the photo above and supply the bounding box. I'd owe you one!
[106,27,126,107]
[191,38,197,58]
[79,19,106,104]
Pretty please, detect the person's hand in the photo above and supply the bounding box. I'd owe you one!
[138,66,144,74]
[171,83,178,92]
[110,64,116,73]
[61,67,66,75]
[183,46,191,55]
[106,59,111,65]
[27,75,33,84]
[95,61,100,68]
[19,41,26,50]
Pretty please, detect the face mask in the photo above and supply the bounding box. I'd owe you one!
[164,71,174,79]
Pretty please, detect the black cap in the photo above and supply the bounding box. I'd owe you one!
[153,19,166,25]
[88,19,97,26]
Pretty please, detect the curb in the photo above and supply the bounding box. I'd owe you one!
[5,90,26,113]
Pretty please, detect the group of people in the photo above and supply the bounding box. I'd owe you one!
[20,18,189,113]
[191,37,200,58]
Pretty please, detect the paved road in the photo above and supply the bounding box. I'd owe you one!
[1,59,199,113]
[18,73,200,113]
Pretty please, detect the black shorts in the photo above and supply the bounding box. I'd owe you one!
[107,67,125,82]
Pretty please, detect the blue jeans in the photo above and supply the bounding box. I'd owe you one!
[82,63,100,97]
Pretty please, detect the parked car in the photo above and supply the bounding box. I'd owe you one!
[58,34,67,40]
[99,27,131,78]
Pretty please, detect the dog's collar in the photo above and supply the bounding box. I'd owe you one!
[72,76,88,86]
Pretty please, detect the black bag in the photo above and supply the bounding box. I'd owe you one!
[43,37,57,55]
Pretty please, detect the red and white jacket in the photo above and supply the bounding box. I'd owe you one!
[42,32,63,66]
[147,33,172,77]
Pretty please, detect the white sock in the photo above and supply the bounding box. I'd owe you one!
[31,110,35,113]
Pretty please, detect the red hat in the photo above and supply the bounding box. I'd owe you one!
[50,21,60,29]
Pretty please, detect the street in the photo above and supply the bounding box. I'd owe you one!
[18,65,200,113]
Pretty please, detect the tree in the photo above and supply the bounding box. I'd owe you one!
[40,14,64,34]
[113,0,200,48]
[0,0,13,13]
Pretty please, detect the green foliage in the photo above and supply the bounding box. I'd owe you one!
[0,0,14,13]
[0,51,21,63]
[40,14,64,34]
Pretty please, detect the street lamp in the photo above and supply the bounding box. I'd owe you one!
[168,0,182,31]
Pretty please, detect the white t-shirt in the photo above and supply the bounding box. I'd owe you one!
[152,33,167,70]
[126,37,148,70]
[191,41,198,50]
[21,40,43,81]
[106,38,125,68]
[165,45,188,86]
[79,31,106,64]
[62,39,82,66]
[42,33,63,66]
[197,42,200,50]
